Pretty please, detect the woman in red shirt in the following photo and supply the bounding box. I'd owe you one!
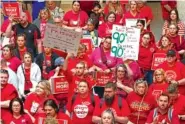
[156,35,173,53]
[66,80,99,124]
[3,98,33,124]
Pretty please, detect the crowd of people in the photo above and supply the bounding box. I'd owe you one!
[1,0,185,124]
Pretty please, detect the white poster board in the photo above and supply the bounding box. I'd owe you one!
[111,25,140,60]
[126,18,146,29]
[43,23,82,55]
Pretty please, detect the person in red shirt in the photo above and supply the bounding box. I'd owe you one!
[24,80,57,122]
[158,49,185,95]
[66,80,99,124]
[156,35,173,53]
[126,78,155,124]
[137,0,153,30]
[146,93,180,124]
[3,98,33,124]
[2,44,22,72]
[35,99,72,124]
[0,69,18,120]
[160,1,177,21]
[167,83,185,124]
[137,32,156,84]
[148,69,169,101]
[92,82,130,124]
[14,33,34,60]
[63,1,88,31]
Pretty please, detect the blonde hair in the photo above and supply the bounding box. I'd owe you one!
[38,8,51,20]
[108,1,124,17]
[153,68,166,82]
[37,80,51,96]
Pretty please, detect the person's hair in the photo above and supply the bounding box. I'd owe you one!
[37,80,51,96]
[108,1,124,17]
[23,52,33,62]
[44,117,59,124]
[129,0,137,6]
[72,0,80,5]
[115,64,129,79]
[167,83,178,94]
[44,99,59,113]
[93,2,101,9]
[2,44,15,57]
[137,19,145,27]
[78,43,87,53]
[76,61,86,68]
[9,98,25,115]
[0,69,9,76]
[153,68,166,82]
[78,80,90,90]
[105,82,117,91]
[134,78,148,93]
[105,11,116,22]
[158,35,172,49]
[158,92,170,102]
[169,8,180,22]
[100,108,116,124]
[38,8,51,20]
[16,33,26,41]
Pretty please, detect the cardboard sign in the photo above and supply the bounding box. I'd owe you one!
[111,25,140,60]
[3,2,20,17]
[38,117,69,124]
[43,23,82,56]
[50,76,69,94]
[80,38,93,55]
[95,72,113,87]
[151,53,166,70]
[126,18,147,29]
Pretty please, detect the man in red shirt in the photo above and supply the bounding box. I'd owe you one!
[146,93,180,124]
[92,82,130,124]
[158,49,185,95]
[0,69,18,120]
[167,84,185,124]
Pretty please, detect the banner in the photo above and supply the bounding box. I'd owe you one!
[43,23,82,56]
[95,72,113,87]
[126,18,146,29]
[50,76,69,94]
[3,2,20,17]
[111,25,140,60]
[151,53,166,70]
[80,38,93,55]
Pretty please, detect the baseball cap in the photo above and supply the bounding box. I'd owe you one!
[54,57,65,66]
[166,49,176,57]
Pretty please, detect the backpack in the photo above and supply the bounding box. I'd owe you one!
[153,107,173,122]
[71,93,95,107]
[100,94,123,110]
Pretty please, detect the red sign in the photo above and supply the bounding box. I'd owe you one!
[80,39,93,55]
[3,2,20,17]
[95,72,113,87]
[51,76,69,94]
[38,117,69,124]
[151,53,166,70]
[52,48,67,59]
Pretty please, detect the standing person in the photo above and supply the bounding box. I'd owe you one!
[100,109,116,124]
[92,82,130,124]
[66,81,99,124]
[3,98,33,124]
[63,0,88,31]
[160,1,177,21]
[35,99,72,124]
[146,93,180,124]
[126,78,155,124]
[167,84,185,124]
[5,12,41,56]
[17,52,41,97]
[158,49,185,95]
[0,69,18,120]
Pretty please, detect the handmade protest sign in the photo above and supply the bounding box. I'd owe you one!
[43,23,82,56]
[3,2,21,18]
[111,25,140,60]
[95,72,113,87]
[50,76,69,94]
[80,38,93,55]
[151,53,166,70]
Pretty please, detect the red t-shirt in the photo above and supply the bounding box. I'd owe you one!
[66,94,99,124]
[122,11,140,25]
[98,22,117,38]
[6,56,22,72]
[19,47,27,60]
[1,83,18,120]
[148,82,169,100]
[24,93,57,118]
[35,112,72,124]
[93,95,130,124]
[126,91,155,124]
[146,108,180,124]
[3,113,32,124]
[137,43,156,70]
[171,94,185,124]
[42,55,52,79]
[24,68,33,91]
[169,35,185,51]
[158,61,185,95]
[63,10,88,27]
[161,1,177,20]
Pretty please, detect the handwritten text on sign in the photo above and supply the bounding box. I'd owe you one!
[43,23,82,56]
[111,25,140,60]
